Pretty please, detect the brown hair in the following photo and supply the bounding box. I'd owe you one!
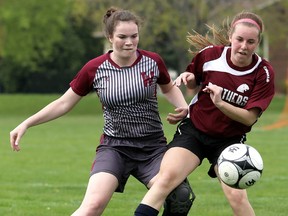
[103,7,143,38]
[229,11,264,35]
[187,11,264,55]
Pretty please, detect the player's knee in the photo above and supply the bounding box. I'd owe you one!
[162,179,196,216]
[78,199,106,215]
[157,172,179,192]
[226,188,248,209]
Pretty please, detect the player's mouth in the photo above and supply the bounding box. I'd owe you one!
[238,51,247,55]
[123,48,134,51]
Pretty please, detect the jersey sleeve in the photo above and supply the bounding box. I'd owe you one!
[157,57,171,84]
[70,62,95,96]
[185,46,220,86]
[185,57,203,86]
[70,55,106,96]
[245,61,275,113]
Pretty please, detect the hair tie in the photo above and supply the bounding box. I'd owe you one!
[232,18,261,31]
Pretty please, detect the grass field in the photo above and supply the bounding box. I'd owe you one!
[0,94,287,216]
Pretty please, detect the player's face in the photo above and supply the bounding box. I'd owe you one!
[229,24,260,67]
[109,21,139,60]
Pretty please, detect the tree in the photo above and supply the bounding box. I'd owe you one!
[0,0,103,92]
[0,0,69,69]
[1,0,286,93]
[85,0,209,72]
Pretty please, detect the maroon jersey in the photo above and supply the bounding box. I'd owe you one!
[70,49,170,140]
[186,46,275,137]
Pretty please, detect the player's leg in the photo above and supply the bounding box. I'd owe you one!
[71,172,118,216]
[207,135,254,216]
[140,147,195,216]
[215,165,255,216]
[135,118,202,216]
[135,147,200,215]
[72,136,129,216]
[162,178,196,216]
[220,182,255,216]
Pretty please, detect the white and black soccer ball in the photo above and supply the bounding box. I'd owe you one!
[217,143,263,189]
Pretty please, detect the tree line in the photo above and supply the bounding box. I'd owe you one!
[0,0,286,93]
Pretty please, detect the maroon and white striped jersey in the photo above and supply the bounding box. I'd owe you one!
[186,46,275,137]
[70,49,170,139]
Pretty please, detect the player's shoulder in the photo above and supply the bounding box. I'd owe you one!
[138,49,162,61]
[257,57,275,77]
[85,52,109,67]
[251,55,274,84]
[259,58,274,70]
[199,45,225,54]
[197,45,225,61]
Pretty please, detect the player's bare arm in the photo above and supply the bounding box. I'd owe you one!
[10,88,82,151]
[173,72,197,90]
[159,81,188,124]
[203,83,260,126]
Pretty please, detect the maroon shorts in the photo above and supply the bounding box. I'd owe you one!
[90,135,167,192]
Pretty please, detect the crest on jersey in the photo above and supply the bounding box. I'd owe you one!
[237,84,249,93]
[141,71,154,87]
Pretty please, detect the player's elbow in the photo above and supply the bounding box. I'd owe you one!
[241,114,258,126]
[244,108,261,126]
[244,119,257,127]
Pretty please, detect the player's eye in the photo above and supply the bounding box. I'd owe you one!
[236,37,243,42]
[118,35,126,39]
[247,40,256,45]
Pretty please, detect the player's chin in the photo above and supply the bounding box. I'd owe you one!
[122,49,136,55]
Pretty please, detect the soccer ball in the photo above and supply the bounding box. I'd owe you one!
[217,143,263,189]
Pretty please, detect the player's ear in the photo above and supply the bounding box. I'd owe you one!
[228,35,232,43]
[228,30,233,43]
[108,34,113,43]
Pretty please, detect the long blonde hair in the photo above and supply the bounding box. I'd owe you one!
[187,11,264,56]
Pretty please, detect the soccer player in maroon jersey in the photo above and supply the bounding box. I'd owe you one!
[10,7,195,216]
[135,11,275,216]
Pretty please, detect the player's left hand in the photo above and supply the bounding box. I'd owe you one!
[166,107,188,124]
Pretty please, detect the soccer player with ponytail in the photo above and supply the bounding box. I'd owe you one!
[135,11,275,216]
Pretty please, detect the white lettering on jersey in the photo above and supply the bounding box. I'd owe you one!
[222,88,248,106]
[263,66,270,82]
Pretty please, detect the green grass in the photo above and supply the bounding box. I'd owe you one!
[0,94,287,215]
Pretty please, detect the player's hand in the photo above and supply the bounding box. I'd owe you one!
[10,124,27,151]
[203,82,223,106]
[166,107,188,124]
[173,72,195,87]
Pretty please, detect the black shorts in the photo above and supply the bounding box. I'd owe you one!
[168,118,246,178]
[90,135,167,192]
